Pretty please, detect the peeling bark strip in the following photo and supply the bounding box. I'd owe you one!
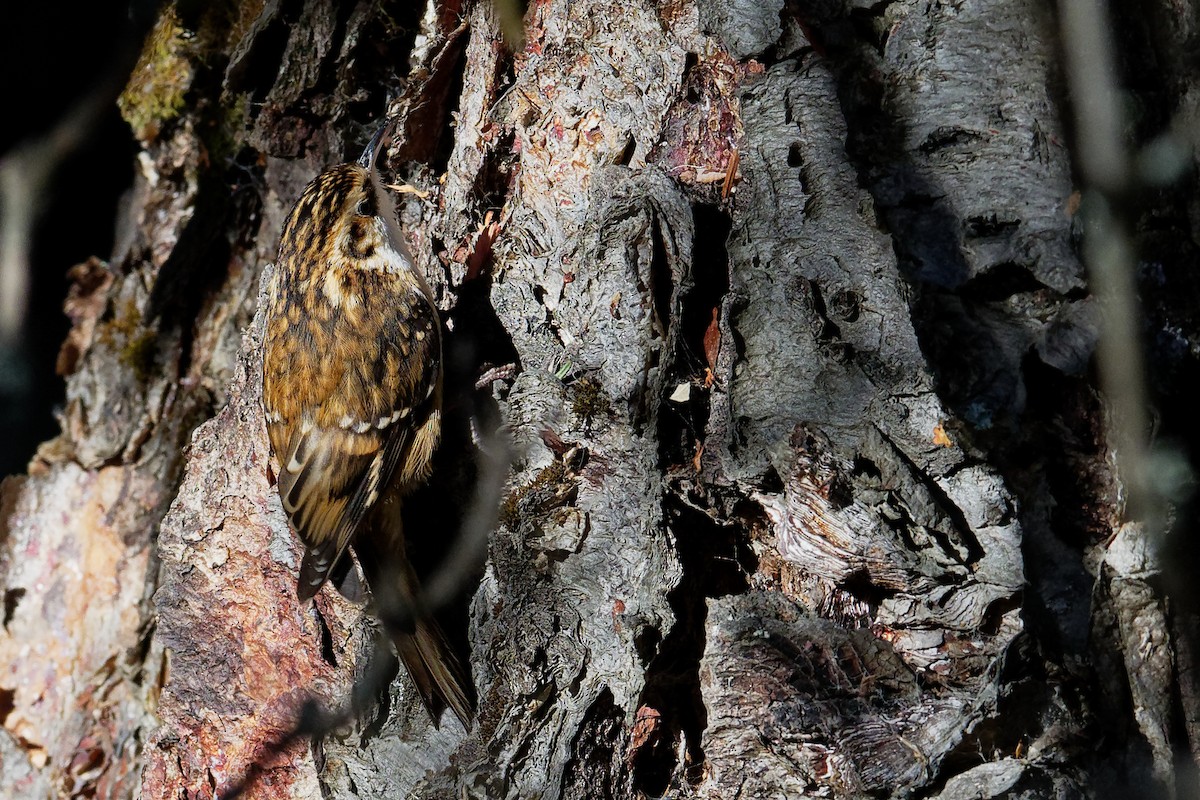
[4,0,1200,797]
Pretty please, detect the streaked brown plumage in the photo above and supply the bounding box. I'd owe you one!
[261,124,472,727]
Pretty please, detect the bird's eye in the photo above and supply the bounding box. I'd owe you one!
[354,193,376,218]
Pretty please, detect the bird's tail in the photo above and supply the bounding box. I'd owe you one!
[355,497,475,728]
[390,615,474,728]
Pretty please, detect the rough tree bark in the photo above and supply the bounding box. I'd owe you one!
[2,0,1199,799]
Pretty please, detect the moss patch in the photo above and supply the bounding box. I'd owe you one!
[499,462,578,533]
[571,376,611,426]
[119,330,159,383]
[118,1,260,150]
[118,5,194,143]
[98,298,157,383]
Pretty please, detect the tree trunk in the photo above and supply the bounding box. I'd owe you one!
[3,0,1199,798]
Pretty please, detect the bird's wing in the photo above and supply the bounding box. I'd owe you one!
[263,272,440,600]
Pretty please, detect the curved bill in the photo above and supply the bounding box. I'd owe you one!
[357,117,398,170]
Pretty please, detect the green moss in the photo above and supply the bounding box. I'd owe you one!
[120,330,159,382]
[499,462,576,532]
[118,5,193,142]
[118,0,266,146]
[99,298,141,341]
[571,376,610,426]
[98,298,157,383]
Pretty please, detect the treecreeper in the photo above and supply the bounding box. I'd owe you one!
[260,119,474,728]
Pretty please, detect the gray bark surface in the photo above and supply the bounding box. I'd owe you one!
[2,0,1198,798]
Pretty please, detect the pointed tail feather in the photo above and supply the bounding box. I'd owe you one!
[353,502,475,728]
[391,618,474,728]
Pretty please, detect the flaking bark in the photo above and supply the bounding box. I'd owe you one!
[2,0,1199,798]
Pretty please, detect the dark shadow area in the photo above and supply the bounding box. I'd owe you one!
[0,6,144,477]
[633,202,755,794]
[403,275,519,684]
[655,204,730,470]
[560,688,625,799]
[632,497,753,796]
